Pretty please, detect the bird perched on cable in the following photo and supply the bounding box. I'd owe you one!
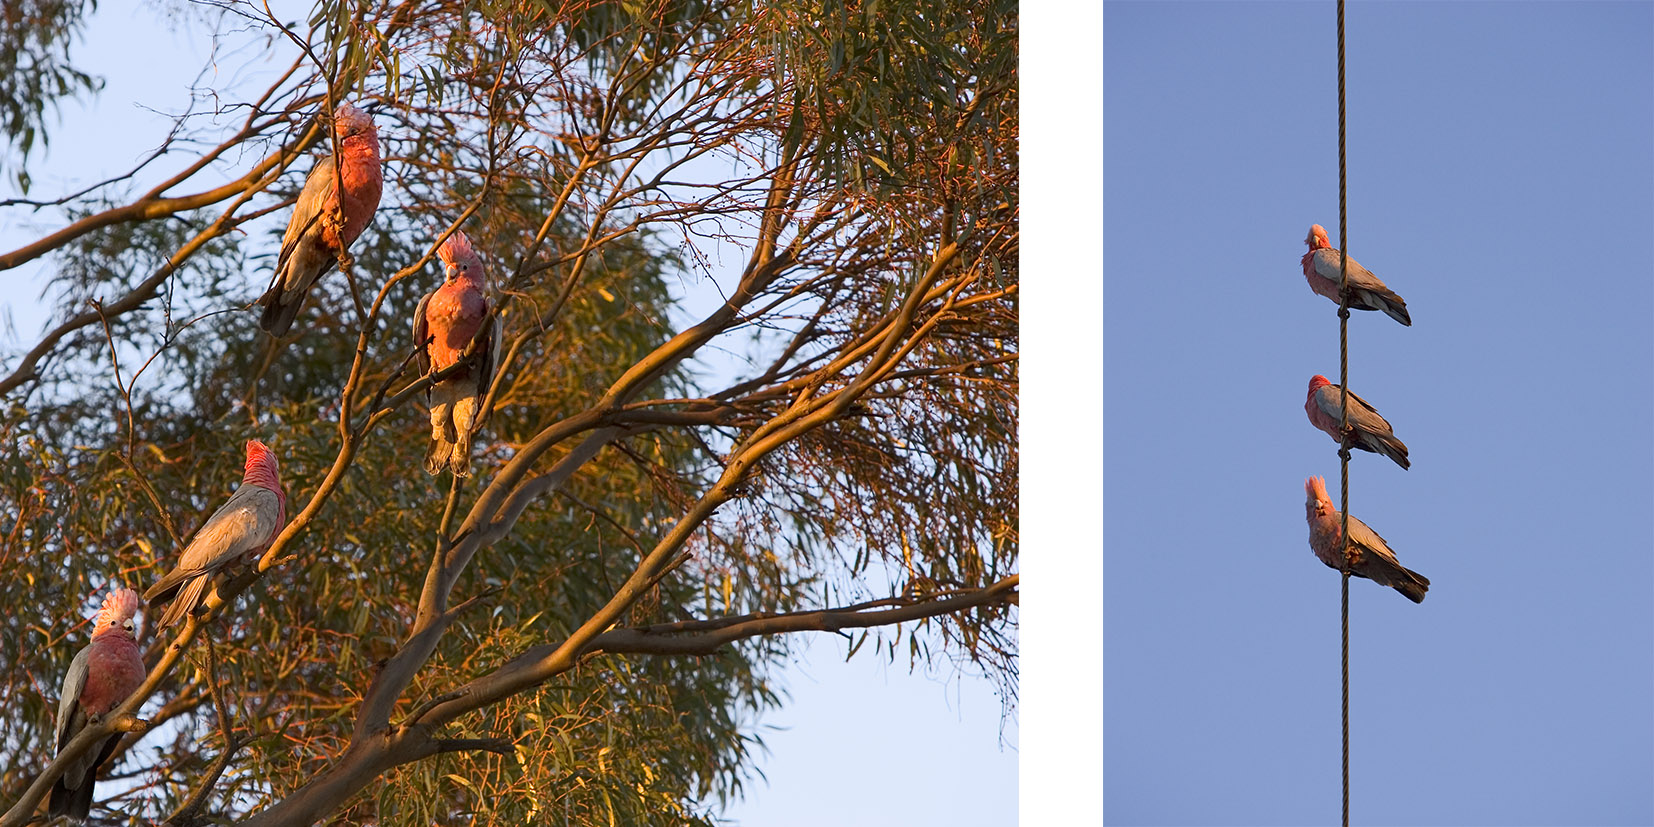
[145,440,287,630]
[256,102,384,336]
[50,587,146,820]
[1304,476,1429,603]
[413,230,501,477]
[1301,224,1410,326]
[1305,374,1410,470]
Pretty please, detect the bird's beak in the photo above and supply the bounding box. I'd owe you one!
[444,263,462,282]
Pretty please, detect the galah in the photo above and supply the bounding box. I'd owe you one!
[413,230,501,477]
[1304,476,1429,603]
[1305,374,1410,470]
[50,587,146,819]
[256,102,384,336]
[144,440,287,630]
[1301,224,1411,326]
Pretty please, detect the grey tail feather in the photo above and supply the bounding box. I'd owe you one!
[56,738,119,819]
[1352,433,1411,470]
[1352,288,1411,326]
[48,774,92,819]
[1381,434,1411,470]
[425,439,452,475]
[1362,287,1411,326]
[1395,566,1429,603]
[143,572,183,605]
[1382,296,1411,326]
[156,576,206,631]
[258,289,303,337]
[50,733,122,819]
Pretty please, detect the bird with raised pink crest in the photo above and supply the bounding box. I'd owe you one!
[1304,477,1429,603]
[50,587,146,819]
[1300,224,1410,326]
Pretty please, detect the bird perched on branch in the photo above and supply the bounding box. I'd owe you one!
[414,230,501,477]
[256,102,384,336]
[1301,224,1410,326]
[1305,374,1410,470]
[50,587,145,820]
[145,440,287,630]
[1304,476,1429,603]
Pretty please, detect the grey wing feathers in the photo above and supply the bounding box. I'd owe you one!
[1312,248,1381,291]
[257,156,338,335]
[412,292,433,380]
[55,645,92,750]
[1319,386,1409,468]
[476,311,503,416]
[188,486,282,565]
[1340,388,1394,433]
[1317,385,1393,433]
[277,155,337,272]
[147,486,281,602]
[1346,515,1394,559]
[1349,515,1429,602]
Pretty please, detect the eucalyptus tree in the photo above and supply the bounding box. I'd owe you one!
[0,0,1018,823]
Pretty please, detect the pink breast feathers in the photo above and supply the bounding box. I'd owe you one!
[425,285,488,370]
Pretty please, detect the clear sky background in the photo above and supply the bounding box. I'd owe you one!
[1102,2,1653,825]
[0,3,1018,824]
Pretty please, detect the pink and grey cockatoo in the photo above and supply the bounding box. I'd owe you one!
[1305,374,1410,470]
[1304,476,1429,603]
[144,440,287,630]
[413,230,501,477]
[1301,224,1410,326]
[50,587,145,819]
[256,102,384,336]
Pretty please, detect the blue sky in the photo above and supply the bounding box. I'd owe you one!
[0,3,1017,824]
[1100,2,1653,825]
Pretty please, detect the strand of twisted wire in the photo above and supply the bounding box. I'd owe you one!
[1336,2,1351,825]
[1342,567,1350,824]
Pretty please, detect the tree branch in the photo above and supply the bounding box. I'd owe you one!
[235,575,1016,827]
[0,139,311,397]
[0,96,317,273]
[591,574,1019,657]
[0,711,153,826]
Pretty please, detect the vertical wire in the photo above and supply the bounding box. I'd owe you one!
[1341,552,1350,827]
[1336,1,1351,825]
